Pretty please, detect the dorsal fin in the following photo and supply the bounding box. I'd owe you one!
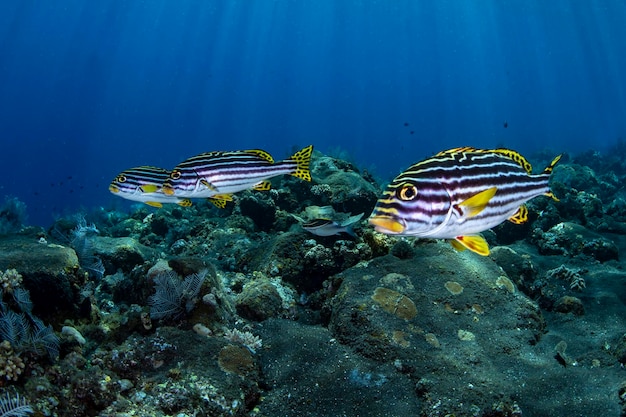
[435,147,534,174]
[491,148,533,174]
[245,149,275,163]
[434,147,477,157]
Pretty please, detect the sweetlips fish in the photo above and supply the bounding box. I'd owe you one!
[109,166,232,208]
[162,145,313,198]
[368,147,561,256]
[109,166,193,208]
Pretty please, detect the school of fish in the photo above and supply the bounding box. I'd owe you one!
[110,145,561,255]
[110,145,313,208]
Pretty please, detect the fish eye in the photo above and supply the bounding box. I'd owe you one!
[398,184,418,201]
[170,170,181,180]
[117,175,127,183]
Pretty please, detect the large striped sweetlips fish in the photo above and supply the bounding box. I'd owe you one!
[368,147,561,256]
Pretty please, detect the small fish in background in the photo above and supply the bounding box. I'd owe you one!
[162,145,313,198]
[296,211,364,237]
[369,147,561,256]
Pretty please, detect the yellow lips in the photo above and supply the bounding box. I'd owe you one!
[368,216,406,234]
[109,184,119,193]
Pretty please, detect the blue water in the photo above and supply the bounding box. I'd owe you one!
[1,1,625,227]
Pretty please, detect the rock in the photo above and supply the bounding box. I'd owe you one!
[611,334,626,365]
[533,222,619,262]
[553,296,585,316]
[326,243,554,414]
[307,155,381,214]
[257,319,420,417]
[491,246,538,296]
[0,234,85,321]
[236,279,284,321]
[92,236,157,273]
[237,194,277,231]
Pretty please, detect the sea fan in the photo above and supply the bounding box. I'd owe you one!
[149,270,207,320]
[0,391,33,417]
[0,311,29,349]
[11,289,32,315]
[0,311,59,360]
[28,317,60,360]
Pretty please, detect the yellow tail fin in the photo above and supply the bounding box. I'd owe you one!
[289,145,313,181]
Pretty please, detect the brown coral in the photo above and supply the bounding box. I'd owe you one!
[0,340,25,381]
[371,287,417,320]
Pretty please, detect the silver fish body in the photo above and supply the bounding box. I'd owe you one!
[368,147,560,255]
[302,213,363,237]
[162,145,313,198]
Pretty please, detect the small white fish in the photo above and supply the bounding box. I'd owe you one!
[302,213,364,237]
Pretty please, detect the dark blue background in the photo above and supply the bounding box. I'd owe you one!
[1,1,625,226]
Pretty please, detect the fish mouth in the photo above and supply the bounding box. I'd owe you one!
[109,184,119,193]
[368,215,406,234]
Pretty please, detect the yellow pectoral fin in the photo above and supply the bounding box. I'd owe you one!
[253,181,272,191]
[508,205,528,224]
[449,239,467,252]
[145,201,163,208]
[458,187,497,218]
[139,184,159,193]
[177,199,193,208]
[454,235,490,256]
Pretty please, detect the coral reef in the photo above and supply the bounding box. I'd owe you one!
[3,148,626,416]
